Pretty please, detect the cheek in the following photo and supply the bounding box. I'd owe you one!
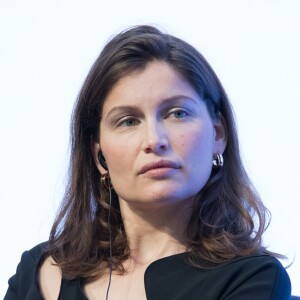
[100,133,135,173]
[182,125,214,156]
[180,126,214,176]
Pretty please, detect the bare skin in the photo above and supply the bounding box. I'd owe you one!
[38,256,61,300]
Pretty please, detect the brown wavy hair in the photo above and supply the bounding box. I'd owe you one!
[48,25,277,279]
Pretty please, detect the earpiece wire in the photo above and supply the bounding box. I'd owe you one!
[105,187,113,300]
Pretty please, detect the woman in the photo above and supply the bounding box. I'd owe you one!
[5,25,291,299]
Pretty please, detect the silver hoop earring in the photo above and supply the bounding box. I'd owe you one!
[101,173,114,190]
[213,153,224,168]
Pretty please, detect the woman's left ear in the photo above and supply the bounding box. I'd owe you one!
[213,113,228,154]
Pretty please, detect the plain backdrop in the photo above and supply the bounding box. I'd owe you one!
[0,0,299,297]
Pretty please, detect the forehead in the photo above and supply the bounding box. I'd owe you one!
[102,61,201,113]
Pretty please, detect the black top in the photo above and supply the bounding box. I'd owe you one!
[4,243,291,299]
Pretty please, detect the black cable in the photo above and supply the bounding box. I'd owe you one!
[105,187,113,300]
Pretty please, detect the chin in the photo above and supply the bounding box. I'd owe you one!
[140,188,196,206]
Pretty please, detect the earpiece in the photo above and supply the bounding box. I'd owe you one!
[98,152,108,171]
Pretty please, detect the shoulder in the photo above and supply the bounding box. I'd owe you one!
[211,255,291,299]
[14,242,49,279]
[19,242,48,267]
[4,242,48,299]
[4,242,62,300]
[225,253,286,269]
[225,254,290,281]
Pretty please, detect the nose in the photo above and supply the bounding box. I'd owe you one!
[142,120,169,154]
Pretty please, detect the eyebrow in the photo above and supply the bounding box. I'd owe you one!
[104,95,198,120]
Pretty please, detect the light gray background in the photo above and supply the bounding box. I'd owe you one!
[1,0,299,296]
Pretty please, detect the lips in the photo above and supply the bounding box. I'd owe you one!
[138,160,180,175]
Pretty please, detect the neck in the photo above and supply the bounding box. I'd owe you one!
[119,199,193,265]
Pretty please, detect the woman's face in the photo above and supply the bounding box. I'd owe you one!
[95,61,226,207]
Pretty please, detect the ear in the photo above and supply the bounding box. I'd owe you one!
[213,113,227,155]
[91,140,108,175]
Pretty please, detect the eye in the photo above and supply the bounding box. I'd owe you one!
[169,109,189,119]
[118,117,139,127]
